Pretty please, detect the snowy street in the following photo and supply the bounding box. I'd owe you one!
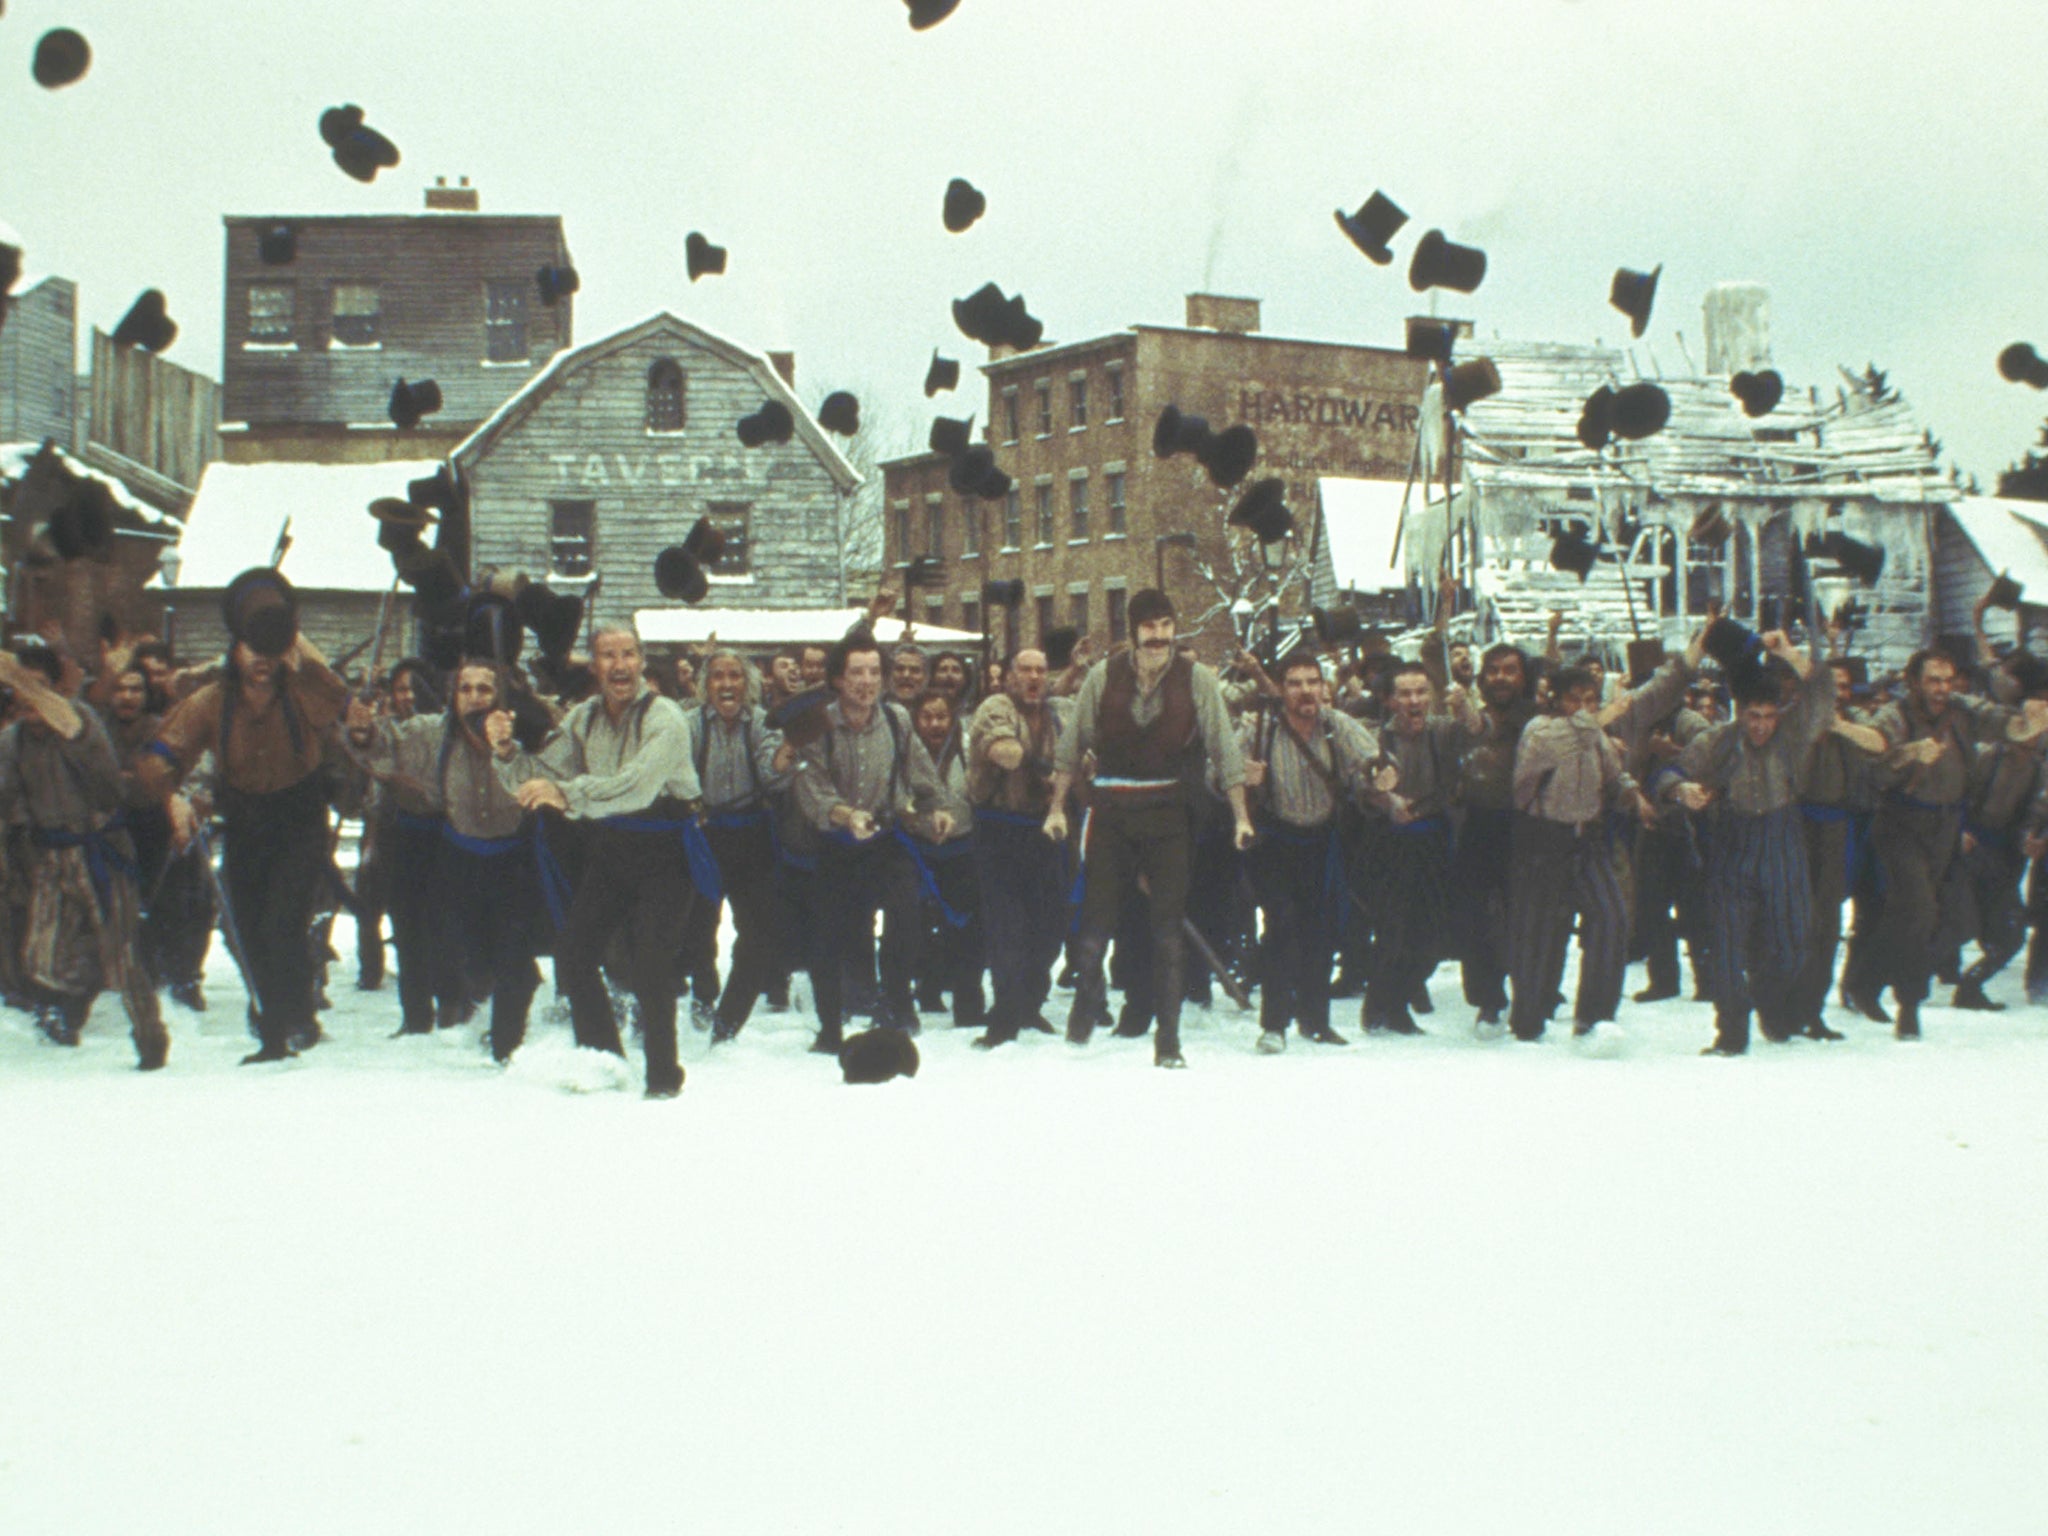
[5,921,2048,1534]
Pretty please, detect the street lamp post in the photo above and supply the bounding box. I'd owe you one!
[1154,531,1197,593]
[159,543,183,658]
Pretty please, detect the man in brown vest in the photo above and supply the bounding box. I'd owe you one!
[1044,589,1251,1068]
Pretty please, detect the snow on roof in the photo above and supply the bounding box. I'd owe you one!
[0,440,180,529]
[171,460,442,591]
[634,607,983,648]
[1317,478,1413,594]
[1947,497,2048,603]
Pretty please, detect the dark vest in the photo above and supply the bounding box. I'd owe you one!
[1096,652,1199,781]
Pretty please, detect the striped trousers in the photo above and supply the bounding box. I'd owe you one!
[1507,814,1629,1039]
[1702,806,1810,1045]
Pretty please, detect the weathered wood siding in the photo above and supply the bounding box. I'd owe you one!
[221,215,572,429]
[0,277,78,447]
[464,320,848,636]
[88,329,220,492]
[171,587,402,673]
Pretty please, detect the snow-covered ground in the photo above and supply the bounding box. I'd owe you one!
[5,917,2048,1535]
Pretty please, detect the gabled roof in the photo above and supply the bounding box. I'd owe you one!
[450,311,862,495]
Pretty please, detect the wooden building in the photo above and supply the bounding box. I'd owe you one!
[450,312,861,638]
[220,183,573,465]
[78,328,221,516]
[2,441,180,653]
[0,274,78,449]
[881,294,1427,656]
[1934,496,2048,649]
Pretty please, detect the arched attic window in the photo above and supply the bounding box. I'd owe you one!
[647,359,686,433]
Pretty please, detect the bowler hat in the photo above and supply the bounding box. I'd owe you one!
[1610,381,1671,441]
[1730,369,1784,417]
[1199,424,1260,488]
[766,685,833,749]
[683,516,727,565]
[818,391,861,436]
[321,107,400,183]
[389,378,443,430]
[1986,571,2024,611]
[735,400,794,448]
[685,231,727,282]
[32,29,92,89]
[1701,616,1763,675]
[221,568,299,659]
[1000,292,1044,351]
[943,178,987,234]
[1228,478,1293,543]
[1445,357,1502,412]
[536,265,580,306]
[982,578,1025,609]
[1577,386,1615,451]
[948,445,998,496]
[258,225,298,266]
[953,282,1041,351]
[111,290,177,353]
[1408,229,1487,295]
[653,545,709,604]
[924,351,961,397]
[1608,265,1661,339]
[1549,527,1599,582]
[1153,405,1208,460]
[969,463,1012,501]
[1998,343,2048,390]
[1406,318,1456,366]
[1334,191,1407,265]
[839,1028,920,1084]
[929,415,975,458]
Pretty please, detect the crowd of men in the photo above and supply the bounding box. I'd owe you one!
[6,567,2048,1090]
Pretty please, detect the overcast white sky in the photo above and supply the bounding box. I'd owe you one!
[8,0,2047,478]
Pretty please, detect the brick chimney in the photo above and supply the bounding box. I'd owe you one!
[767,351,796,387]
[424,176,480,212]
[1185,294,1261,334]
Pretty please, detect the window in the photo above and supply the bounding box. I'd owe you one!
[925,594,948,627]
[1069,589,1090,632]
[485,281,529,363]
[1002,488,1022,549]
[894,501,914,565]
[1107,470,1127,535]
[1034,379,1052,436]
[246,284,294,345]
[646,359,685,432]
[1070,475,1090,541]
[1036,594,1055,641]
[925,496,945,559]
[1002,387,1020,445]
[1107,587,1127,641]
[960,597,981,635]
[1106,364,1126,421]
[1070,374,1089,429]
[705,503,752,575]
[330,283,380,347]
[549,500,595,578]
[1035,482,1055,545]
[961,498,981,556]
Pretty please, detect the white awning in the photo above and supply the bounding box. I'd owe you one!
[1318,477,1414,593]
[1947,496,2048,604]
[169,460,443,592]
[633,607,984,648]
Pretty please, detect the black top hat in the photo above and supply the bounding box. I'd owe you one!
[683,515,727,566]
[1626,639,1667,687]
[389,378,443,430]
[221,568,300,659]
[1153,405,1208,459]
[654,545,710,604]
[258,225,298,266]
[1688,501,1732,546]
[1610,381,1671,441]
[905,0,962,29]
[1001,293,1044,351]
[319,105,363,149]
[1334,191,1408,265]
[818,391,861,436]
[1701,616,1763,675]
[47,480,119,562]
[1804,530,1886,585]
[464,594,524,666]
[1608,265,1661,339]
[766,685,833,749]
[983,578,1025,609]
[2005,650,2048,698]
[1445,357,1502,412]
[943,178,987,234]
[1986,571,2024,611]
[839,1027,920,1084]
[377,516,426,557]
[948,444,998,495]
[929,415,975,458]
[953,282,1009,346]
[1228,478,1293,543]
[1998,343,2048,390]
[1730,369,1784,417]
[536,265,580,306]
[1199,424,1260,488]
[111,290,177,353]
[1042,627,1081,672]
[970,463,1012,501]
[515,583,584,660]
[1549,527,1599,582]
[1577,386,1615,451]
[735,400,794,448]
[924,351,961,397]
[407,465,461,511]
[1311,605,1364,646]
[1408,230,1487,295]
[368,496,437,531]
[32,29,92,89]
[1406,318,1456,366]
[685,231,727,282]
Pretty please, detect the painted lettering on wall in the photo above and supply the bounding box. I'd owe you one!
[548,452,715,488]
[1238,390,1421,433]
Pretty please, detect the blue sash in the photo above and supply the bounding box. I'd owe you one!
[603,814,724,904]
[31,816,137,914]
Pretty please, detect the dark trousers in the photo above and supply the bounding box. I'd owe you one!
[2025,854,2048,999]
[389,817,454,1031]
[912,837,985,1023]
[703,817,781,1031]
[1939,835,2028,986]
[1452,807,1514,1013]
[1071,795,1192,1053]
[1789,810,1851,1022]
[129,804,213,987]
[1635,823,1709,996]
[1702,807,1811,1047]
[680,891,722,1007]
[1183,816,1242,1001]
[557,823,695,1093]
[1248,823,1338,1036]
[1507,814,1628,1039]
[811,833,923,1040]
[1363,817,1452,1023]
[974,816,1069,1036]
[220,777,331,1052]
[444,839,546,1061]
[1870,802,1962,1006]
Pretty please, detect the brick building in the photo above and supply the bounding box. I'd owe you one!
[881,294,1428,656]
[219,181,573,465]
